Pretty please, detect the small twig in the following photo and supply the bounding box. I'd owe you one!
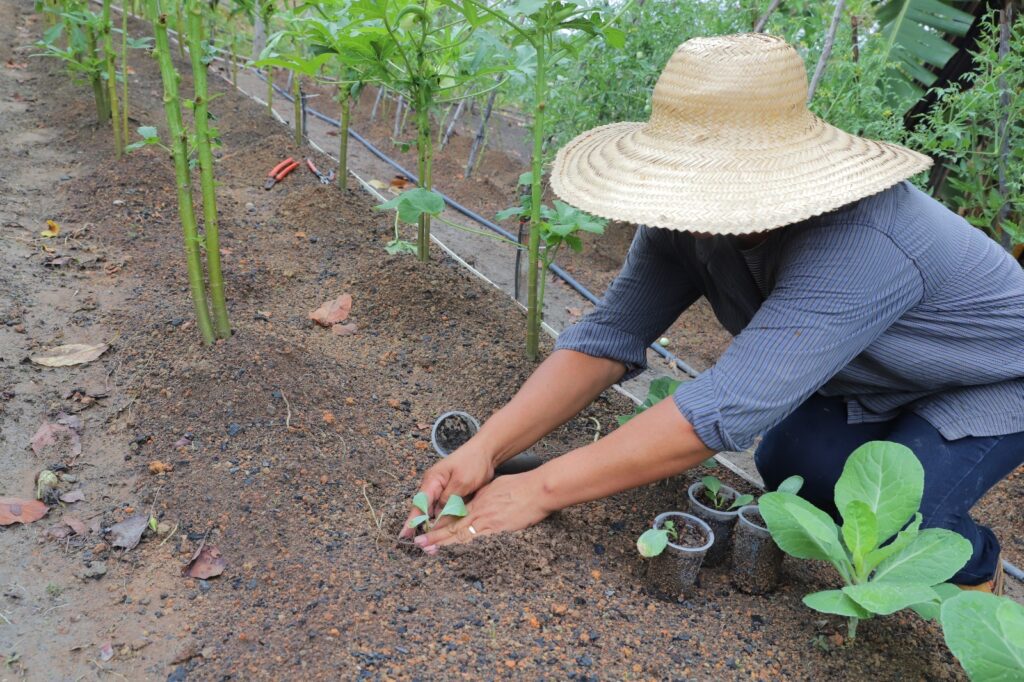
[753,0,782,32]
[589,417,601,443]
[361,483,384,533]
[0,611,12,625]
[280,390,292,430]
[807,0,847,102]
[158,522,179,547]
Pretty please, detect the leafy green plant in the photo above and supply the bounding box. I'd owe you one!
[940,591,1024,681]
[700,476,753,511]
[34,1,110,125]
[760,440,973,640]
[617,377,680,426]
[406,491,468,531]
[637,519,677,558]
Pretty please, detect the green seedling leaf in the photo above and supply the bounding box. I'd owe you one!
[517,171,532,186]
[147,516,158,532]
[407,514,429,529]
[376,188,446,224]
[385,239,418,256]
[843,582,939,616]
[777,475,804,495]
[701,476,721,498]
[871,528,972,586]
[729,494,754,510]
[137,125,159,140]
[439,495,468,519]
[941,592,1024,681]
[834,441,923,543]
[759,492,848,569]
[911,582,961,621]
[601,26,626,49]
[864,512,922,572]
[412,492,429,515]
[662,520,677,540]
[637,528,668,558]
[496,205,524,221]
[841,500,878,575]
[804,589,871,619]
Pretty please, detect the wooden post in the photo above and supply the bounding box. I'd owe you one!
[807,0,847,102]
[465,88,497,178]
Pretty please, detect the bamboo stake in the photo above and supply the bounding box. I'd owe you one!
[465,87,497,179]
[151,0,215,345]
[415,93,432,262]
[292,75,302,146]
[393,95,404,141]
[807,0,846,103]
[338,83,350,188]
[441,98,464,149]
[851,14,859,63]
[186,0,231,338]
[174,0,186,59]
[101,0,123,158]
[369,86,384,122]
[120,1,129,141]
[753,0,782,32]
[995,0,1013,251]
[525,40,546,360]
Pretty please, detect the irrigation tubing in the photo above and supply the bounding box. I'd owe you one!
[256,71,700,379]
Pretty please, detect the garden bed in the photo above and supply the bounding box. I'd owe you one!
[1,3,1020,679]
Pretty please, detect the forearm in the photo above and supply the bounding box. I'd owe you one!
[535,397,713,510]
[474,349,626,467]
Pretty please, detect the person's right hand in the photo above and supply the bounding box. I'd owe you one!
[398,441,496,540]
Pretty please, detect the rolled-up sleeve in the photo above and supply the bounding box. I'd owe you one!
[555,227,700,380]
[674,223,924,452]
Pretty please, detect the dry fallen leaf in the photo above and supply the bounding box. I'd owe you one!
[107,514,149,551]
[368,179,388,190]
[29,422,82,458]
[0,498,49,525]
[30,343,109,367]
[60,489,85,504]
[183,543,225,579]
[40,220,60,238]
[63,516,87,535]
[309,294,352,327]
[330,322,357,336]
[294,231,307,239]
[148,460,173,475]
[389,175,415,191]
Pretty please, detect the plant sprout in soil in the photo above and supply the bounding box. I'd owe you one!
[636,520,676,558]
[407,491,468,532]
[701,475,753,511]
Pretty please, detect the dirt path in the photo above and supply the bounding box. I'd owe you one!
[2,2,1021,680]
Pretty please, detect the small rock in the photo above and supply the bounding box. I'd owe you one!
[227,423,241,437]
[113,199,126,206]
[81,561,107,580]
[577,654,593,667]
[59,174,72,181]
[169,318,184,327]
[156,522,173,535]
[245,202,256,213]
[167,666,187,682]
[199,580,211,593]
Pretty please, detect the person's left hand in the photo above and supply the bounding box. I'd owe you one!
[413,468,554,554]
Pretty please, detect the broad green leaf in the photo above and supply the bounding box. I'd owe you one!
[864,512,922,572]
[517,171,533,186]
[759,492,848,570]
[376,188,446,224]
[777,475,804,495]
[137,125,159,140]
[804,589,871,618]
[872,528,972,586]
[841,500,878,574]
[843,582,939,616]
[385,239,418,256]
[407,514,429,529]
[501,0,546,18]
[941,592,1024,681]
[439,495,468,519]
[701,476,721,497]
[412,491,429,515]
[495,205,523,221]
[637,528,668,558]
[601,26,626,49]
[834,441,923,543]
[911,582,961,621]
[729,494,754,510]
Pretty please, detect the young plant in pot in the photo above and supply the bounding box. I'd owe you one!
[637,512,714,601]
[730,476,802,594]
[687,476,754,567]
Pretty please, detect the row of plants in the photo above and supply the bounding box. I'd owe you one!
[627,440,1023,681]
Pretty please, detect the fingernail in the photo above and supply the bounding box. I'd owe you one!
[414,536,427,547]
[424,545,437,555]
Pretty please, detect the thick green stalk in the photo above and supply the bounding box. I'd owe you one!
[85,25,109,123]
[120,2,129,143]
[187,0,231,339]
[847,617,858,641]
[267,68,274,116]
[416,95,432,262]
[101,0,123,158]
[151,1,215,345]
[525,39,546,360]
[338,84,349,188]
[174,0,185,59]
[292,74,302,146]
[229,40,237,86]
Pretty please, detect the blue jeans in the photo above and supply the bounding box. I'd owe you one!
[754,394,1024,585]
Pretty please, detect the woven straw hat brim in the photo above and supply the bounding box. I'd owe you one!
[551,118,933,234]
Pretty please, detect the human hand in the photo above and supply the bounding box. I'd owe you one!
[398,441,495,540]
[412,468,555,554]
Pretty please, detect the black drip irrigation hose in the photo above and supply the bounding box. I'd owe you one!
[255,70,700,379]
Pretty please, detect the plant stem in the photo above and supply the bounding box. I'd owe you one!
[120,1,129,143]
[85,25,109,123]
[187,0,231,339]
[847,617,858,641]
[101,0,123,158]
[174,0,185,59]
[338,83,350,188]
[292,74,302,147]
[416,95,432,262]
[151,0,215,345]
[525,38,546,360]
[267,68,274,116]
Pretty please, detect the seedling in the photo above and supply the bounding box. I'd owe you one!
[759,441,973,641]
[700,476,753,511]
[636,520,677,558]
[406,491,468,531]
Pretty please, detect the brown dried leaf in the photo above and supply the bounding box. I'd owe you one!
[0,498,49,525]
[182,544,225,579]
[148,460,173,475]
[63,516,87,535]
[309,294,352,327]
[29,422,81,458]
[30,343,108,367]
[107,514,148,551]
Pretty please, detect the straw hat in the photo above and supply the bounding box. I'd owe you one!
[550,33,932,234]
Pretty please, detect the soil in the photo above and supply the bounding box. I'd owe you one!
[1,3,1021,680]
[732,508,784,596]
[687,482,741,568]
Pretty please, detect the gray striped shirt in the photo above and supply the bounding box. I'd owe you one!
[556,182,1024,452]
